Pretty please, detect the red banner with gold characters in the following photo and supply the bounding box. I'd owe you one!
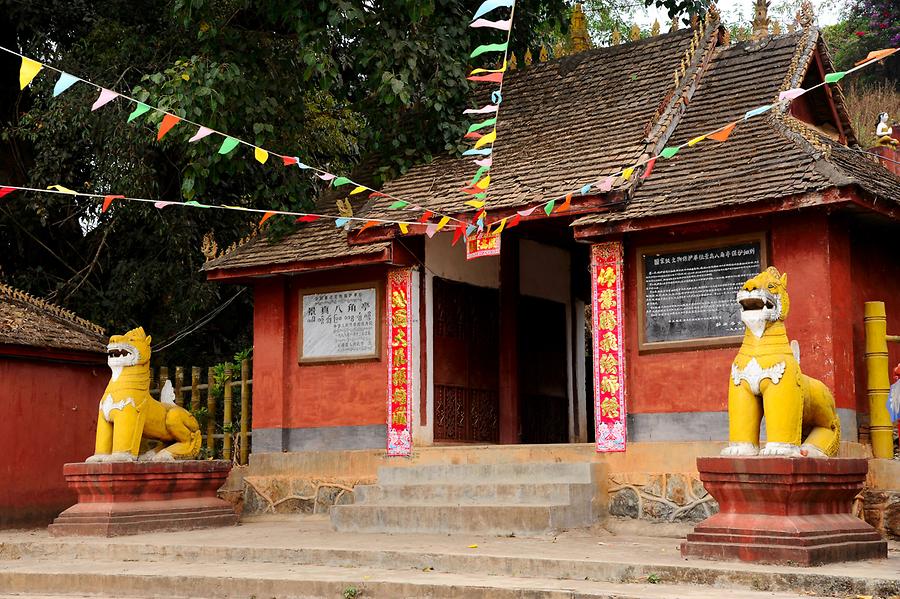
[591,242,626,452]
[387,268,414,456]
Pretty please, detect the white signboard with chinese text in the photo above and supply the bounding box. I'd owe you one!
[300,286,379,362]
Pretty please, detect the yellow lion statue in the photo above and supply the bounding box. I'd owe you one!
[722,267,841,458]
[86,327,201,462]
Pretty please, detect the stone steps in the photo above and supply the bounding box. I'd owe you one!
[0,558,839,599]
[331,461,606,535]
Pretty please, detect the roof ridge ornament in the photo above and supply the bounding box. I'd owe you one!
[570,3,592,53]
[798,0,814,29]
[752,0,772,39]
[0,282,105,336]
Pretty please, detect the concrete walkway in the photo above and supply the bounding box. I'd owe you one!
[0,515,897,598]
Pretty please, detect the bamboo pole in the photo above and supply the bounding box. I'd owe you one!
[240,359,250,465]
[864,301,895,459]
[190,367,201,412]
[174,366,184,407]
[207,367,216,456]
[223,364,233,461]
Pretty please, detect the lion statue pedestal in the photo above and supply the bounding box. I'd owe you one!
[681,268,886,565]
[49,327,237,537]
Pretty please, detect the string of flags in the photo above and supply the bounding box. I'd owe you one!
[475,46,900,235]
[4,40,897,248]
[4,44,467,230]
[459,0,517,223]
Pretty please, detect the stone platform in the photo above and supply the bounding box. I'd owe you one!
[48,460,237,537]
[681,456,887,566]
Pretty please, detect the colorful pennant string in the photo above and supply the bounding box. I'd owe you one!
[0,187,16,198]
[254,147,269,164]
[101,194,124,213]
[708,122,737,142]
[53,72,78,97]
[472,0,515,21]
[19,57,42,90]
[218,136,240,154]
[470,18,512,30]
[91,89,118,111]
[128,103,151,123]
[157,114,181,140]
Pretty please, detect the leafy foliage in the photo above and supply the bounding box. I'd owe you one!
[0,0,702,364]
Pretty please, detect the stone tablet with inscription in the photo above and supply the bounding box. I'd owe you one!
[642,241,762,344]
[301,288,377,361]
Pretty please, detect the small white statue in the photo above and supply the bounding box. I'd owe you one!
[876,112,898,147]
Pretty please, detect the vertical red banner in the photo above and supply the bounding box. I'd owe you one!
[591,242,626,452]
[387,268,414,456]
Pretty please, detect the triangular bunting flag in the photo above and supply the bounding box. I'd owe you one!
[189,126,214,142]
[0,187,16,198]
[317,173,336,181]
[472,0,514,20]
[183,200,208,208]
[660,146,680,159]
[517,206,537,217]
[556,193,572,213]
[779,88,805,101]
[709,122,737,142]
[425,223,439,238]
[687,134,706,146]
[452,225,466,246]
[598,177,615,192]
[470,42,508,59]
[640,158,656,179]
[389,200,409,210]
[468,72,504,83]
[744,104,772,120]
[336,218,350,228]
[507,214,521,229]
[368,191,388,199]
[436,216,451,231]
[101,195,124,213]
[48,185,77,194]
[331,177,353,187]
[19,57,42,89]
[359,220,380,233]
[465,199,487,209]
[464,105,499,115]
[53,72,78,97]
[470,18,512,30]
[856,48,899,65]
[580,184,592,195]
[622,167,635,180]
[254,147,269,164]
[259,211,276,225]
[398,223,409,234]
[296,215,320,223]
[157,114,181,140]
[824,71,846,84]
[218,136,240,154]
[474,130,497,149]
[544,200,555,215]
[350,186,367,195]
[475,157,493,167]
[418,211,434,223]
[282,156,299,166]
[463,148,492,156]
[128,103,151,123]
[492,218,508,235]
[467,118,497,134]
[91,88,118,111]
[154,201,176,209]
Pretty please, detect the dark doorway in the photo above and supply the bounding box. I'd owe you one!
[518,295,569,443]
[432,277,500,443]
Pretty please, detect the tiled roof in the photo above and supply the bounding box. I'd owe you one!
[205,23,900,274]
[0,283,106,353]
[571,31,900,228]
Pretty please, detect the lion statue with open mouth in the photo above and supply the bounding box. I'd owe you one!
[722,267,841,458]
[86,327,201,462]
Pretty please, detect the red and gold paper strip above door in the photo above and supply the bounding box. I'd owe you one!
[387,268,414,456]
[591,242,626,452]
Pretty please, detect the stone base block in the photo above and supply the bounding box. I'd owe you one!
[680,456,887,566]
[49,460,237,537]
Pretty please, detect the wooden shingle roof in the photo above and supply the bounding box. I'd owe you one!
[0,283,106,353]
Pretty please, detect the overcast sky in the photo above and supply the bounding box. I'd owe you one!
[635,0,844,28]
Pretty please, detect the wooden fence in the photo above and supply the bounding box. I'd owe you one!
[149,360,252,464]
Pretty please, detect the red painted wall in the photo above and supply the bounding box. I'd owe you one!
[252,268,389,433]
[623,209,860,417]
[0,350,105,528]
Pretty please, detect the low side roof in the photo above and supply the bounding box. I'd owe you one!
[0,283,106,354]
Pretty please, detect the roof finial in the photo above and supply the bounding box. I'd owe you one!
[752,0,771,39]
[771,21,781,35]
[539,44,549,62]
[797,0,814,28]
[524,48,533,66]
[611,29,621,45]
[706,3,720,25]
[629,23,641,41]
[509,52,517,70]
[651,19,660,36]
[570,3,592,53]
[670,18,680,32]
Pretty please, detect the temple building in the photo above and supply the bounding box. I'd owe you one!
[203,6,900,465]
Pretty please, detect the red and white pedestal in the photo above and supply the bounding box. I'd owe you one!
[49,460,237,537]
[681,457,887,566]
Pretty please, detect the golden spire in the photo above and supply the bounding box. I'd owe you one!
[524,48,533,66]
[752,0,771,39]
[611,29,621,45]
[690,13,699,29]
[670,18,680,32]
[722,28,731,44]
[797,0,814,28]
[509,52,517,70]
[629,23,641,41]
[554,41,567,58]
[539,44,549,62]
[651,19,660,36]
[570,3,592,53]
[772,20,781,35]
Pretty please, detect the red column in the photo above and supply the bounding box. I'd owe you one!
[252,278,288,447]
[499,236,520,444]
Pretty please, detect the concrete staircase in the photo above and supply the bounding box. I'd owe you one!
[330,461,607,535]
